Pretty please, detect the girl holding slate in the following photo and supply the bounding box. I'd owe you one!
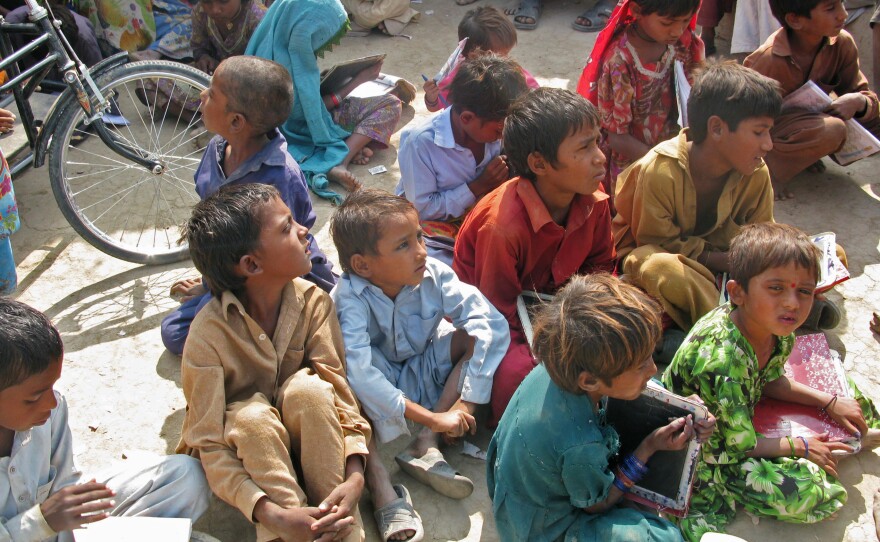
[487,274,715,542]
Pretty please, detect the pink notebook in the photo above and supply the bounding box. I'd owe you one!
[752,333,860,452]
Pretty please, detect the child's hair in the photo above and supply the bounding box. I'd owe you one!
[182,183,280,296]
[458,6,517,57]
[768,0,823,28]
[632,0,700,18]
[448,54,529,122]
[214,55,293,136]
[330,188,416,275]
[729,223,820,292]
[0,298,63,391]
[532,274,662,394]
[503,87,599,181]
[688,60,782,144]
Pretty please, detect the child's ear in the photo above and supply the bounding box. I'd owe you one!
[576,371,602,394]
[526,151,548,177]
[350,253,372,278]
[629,3,643,17]
[229,112,246,134]
[707,115,727,140]
[459,110,477,126]
[784,12,804,30]
[236,253,262,278]
[726,278,747,306]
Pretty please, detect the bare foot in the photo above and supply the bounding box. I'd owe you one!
[772,181,795,200]
[351,147,374,165]
[873,489,880,539]
[870,311,880,335]
[371,482,415,541]
[170,277,207,301]
[861,428,880,450]
[806,159,827,174]
[327,165,362,191]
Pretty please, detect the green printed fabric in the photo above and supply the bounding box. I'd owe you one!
[661,304,867,541]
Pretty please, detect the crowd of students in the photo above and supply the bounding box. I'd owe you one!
[3,0,880,540]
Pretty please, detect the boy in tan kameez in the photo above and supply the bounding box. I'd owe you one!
[177,183,371,542]
[744,0,880,199]
[612,62,781,345]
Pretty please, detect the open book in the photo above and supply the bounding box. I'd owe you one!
[73,517,192,542]
[433,38,468,82]
[319,54,386,95]
[752,332,861,453]
[517,291,705,516]
[782,81,880,165]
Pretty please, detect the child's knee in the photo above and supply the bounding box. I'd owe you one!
[821,115,847,153]
[225,395,279,440]
[164,455,211,513]
[281,370,335,413]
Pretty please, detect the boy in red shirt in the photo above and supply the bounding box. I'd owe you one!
[453,87,615,423]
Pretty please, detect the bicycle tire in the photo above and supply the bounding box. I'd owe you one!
[48,60,210,265]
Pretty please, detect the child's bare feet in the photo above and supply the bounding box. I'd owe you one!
[351,147,374,165]
[870,312,880,335]
[806,159,827,174]
[327,165,362,191]
[772,180,795,200]
[170,277,207,301]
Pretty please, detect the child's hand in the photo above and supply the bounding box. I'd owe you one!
[825,93,868,120]
[253,497,324,542]
[423,79,440,109]
[825,396,869,439]
[431,409,476,438]
[685,394,717,443]
[0,108,15,133]
[312,471,363,540]
[647,415,695,452]
[805,433,853,478]
[40,480,114,532]
[194,55,220,75]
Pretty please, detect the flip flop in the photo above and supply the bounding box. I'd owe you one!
[373,484,424,542]
[395,449,474,499]
[801,298,841,330]
[508,0,542,30]
[571,1,613,32]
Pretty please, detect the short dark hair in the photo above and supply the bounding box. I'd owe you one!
[688,60,782,143]
[769,0,824,28]
[634,0,700,18]
[503,87,599,181]
[532,274,662,393]
[458,6,517,56]
[448,54,529,121]
[330,188,416,275]
[0,298,63,391]
[214,55,293,136]
[729,222,820,292]
[182,183,280,296]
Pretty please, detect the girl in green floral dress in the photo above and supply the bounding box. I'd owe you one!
[662,222,880,541]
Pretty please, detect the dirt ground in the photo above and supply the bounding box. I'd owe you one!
[6,0,880,540]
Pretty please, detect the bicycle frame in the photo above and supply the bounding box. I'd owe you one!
[0,0,164,174]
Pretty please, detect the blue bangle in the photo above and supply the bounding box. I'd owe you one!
[613,476,630,493]
[798,436,809,459]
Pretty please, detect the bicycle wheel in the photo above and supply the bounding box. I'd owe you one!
[48,60,210,265]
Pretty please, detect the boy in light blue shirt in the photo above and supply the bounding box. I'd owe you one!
[330,188,509,542]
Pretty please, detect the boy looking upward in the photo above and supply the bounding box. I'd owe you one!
[177,184,369,542]
[612,61,780,342]
[745,0,880,199]
[161,55,336,356]
[396,55,528,263]
[453,87,616,424]
[0,298,209,541]
[330,188,509,542]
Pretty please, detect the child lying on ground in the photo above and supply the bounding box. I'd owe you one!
[453,87,616,424]
[330,188,509,542]
[396,55,527,264]
[423,6,538,111]
[177,183,370,542]
[0,298,209,541]
[744,0,880,200]
[662,222,880,541]
[488,273,715,541]
[577,0,703,199]
[161,55,336,356]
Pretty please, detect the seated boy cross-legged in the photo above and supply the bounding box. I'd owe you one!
[663,222,880,540]
[453,87,616,424]
[330,188,510,542]
[0,298,210,542]
[744,0,880,199]
[177,183,370,542]
[612,61,781,353]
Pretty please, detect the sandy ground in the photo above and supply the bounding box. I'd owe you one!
[5,0,880,540]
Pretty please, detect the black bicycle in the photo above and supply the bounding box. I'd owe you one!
[0,0,210,264]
